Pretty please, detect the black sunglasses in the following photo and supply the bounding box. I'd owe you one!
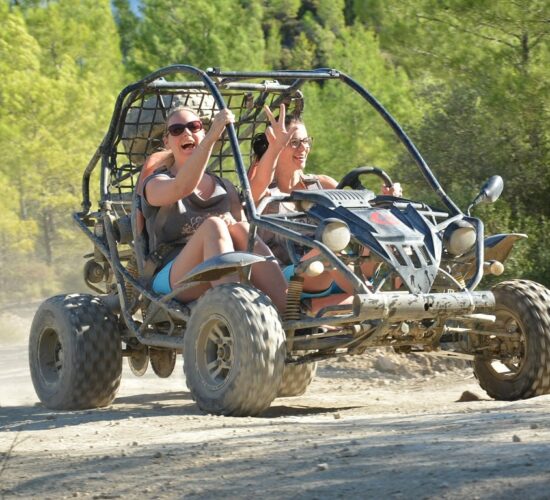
[166,120,204,136]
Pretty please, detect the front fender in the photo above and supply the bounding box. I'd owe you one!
[484,233,527,264]
[173,251,269,287]
[450,233,527,283]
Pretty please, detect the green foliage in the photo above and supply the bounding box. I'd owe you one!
[112,0,139,63]
[303,26,418,181]
[372,0,549,282]
[0,0,123,302]
[126,0,266,77]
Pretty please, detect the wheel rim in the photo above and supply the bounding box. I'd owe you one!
[38,327,64,384]
[483,308,527,380]
[196,316,234,389]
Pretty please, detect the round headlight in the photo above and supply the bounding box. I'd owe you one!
[318,219,351,252]
[304,260,325,277]
[299,200,314,211]
[443,221,476,256]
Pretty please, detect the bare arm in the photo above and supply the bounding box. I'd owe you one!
[146,109,234,206]
[381,182,403,197]
[317,174,338,189]
[137,150,172,195]
[248,104,297,204]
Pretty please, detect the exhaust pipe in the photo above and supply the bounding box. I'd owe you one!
[353,291,495,322]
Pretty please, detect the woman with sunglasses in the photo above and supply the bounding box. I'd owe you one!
[248,104,402,309]
[140,106,287,311]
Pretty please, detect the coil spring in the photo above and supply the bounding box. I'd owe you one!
[125,256,140,313]
[284,276,304,321]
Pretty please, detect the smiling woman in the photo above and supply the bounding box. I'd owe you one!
[139,106,287,311]
[248,103,404,308]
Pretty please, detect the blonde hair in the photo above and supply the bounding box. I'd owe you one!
[154,106,203,167]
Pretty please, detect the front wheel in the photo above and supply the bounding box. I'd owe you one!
[183,283,286,416]
[277,358,317,397]
[29,294,122,410]
[474,280,550,400]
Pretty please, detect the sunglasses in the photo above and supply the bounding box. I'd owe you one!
[166,120,204,136]
[289,137,313,149]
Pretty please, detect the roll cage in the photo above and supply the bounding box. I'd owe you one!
[74,65,488,347]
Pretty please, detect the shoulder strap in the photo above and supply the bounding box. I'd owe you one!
[138,150,172,195]
[132,152,172,280]
[130,190,148,277]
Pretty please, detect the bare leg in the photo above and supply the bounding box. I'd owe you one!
[309,293,354,316]
[228,222,288,313]
[169,217,235,302]
[298,248,355,295]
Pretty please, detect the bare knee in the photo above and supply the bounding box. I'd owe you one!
[229,222,276,257]
[200,216,231,238]
[228,221,249,238]
[228,221,254,250]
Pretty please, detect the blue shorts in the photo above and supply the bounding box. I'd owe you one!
[153,260,344,298]
[283,265,344,298]
[152,259,175,294]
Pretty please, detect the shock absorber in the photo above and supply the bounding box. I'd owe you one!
[284,276,304,321]
[284,276,304,353]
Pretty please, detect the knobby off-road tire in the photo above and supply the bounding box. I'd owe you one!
[474,280,550,400]
[128,345,149,376]
[183,283,286,417]
[150,348,177,378]
[29,294,122,410]
[277,359,317,397]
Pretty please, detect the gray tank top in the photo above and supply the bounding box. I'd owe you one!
[259,174,323,265]
[141,169,237,263]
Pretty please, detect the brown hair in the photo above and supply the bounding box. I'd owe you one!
[283,113,303,128]
[252,114,304,162]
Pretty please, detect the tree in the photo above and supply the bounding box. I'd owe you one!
[0,0,124,299]
[302,25,417,182]
[112,0,140,64]
[127,0,267,77]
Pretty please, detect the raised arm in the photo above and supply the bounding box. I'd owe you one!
[145,109,234,207]
[248,104,297,204]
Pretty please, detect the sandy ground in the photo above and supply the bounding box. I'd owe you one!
[1,306,550,499]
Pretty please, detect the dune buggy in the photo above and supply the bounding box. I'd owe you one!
[29,65,550,416]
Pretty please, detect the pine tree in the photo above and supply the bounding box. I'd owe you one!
[127,0,266,76]
[0,0,124,299]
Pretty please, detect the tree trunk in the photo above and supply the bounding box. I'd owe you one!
[42,209,54,266]
[520,31,529,68]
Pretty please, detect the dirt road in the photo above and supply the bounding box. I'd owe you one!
[1,309,550,499]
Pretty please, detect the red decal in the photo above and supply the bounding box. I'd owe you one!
[370,211,399,226]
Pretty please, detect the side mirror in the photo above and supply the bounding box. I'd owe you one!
[467,175,504,215]
[479,175,504,203]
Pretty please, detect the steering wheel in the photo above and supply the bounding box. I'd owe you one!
[336,166,393,191]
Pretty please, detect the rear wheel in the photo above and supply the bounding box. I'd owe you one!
[474,280,550,400]
[184,283,285,416]
[150,348,176,378]
[128,344,149,376]
[29,294,122,410]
